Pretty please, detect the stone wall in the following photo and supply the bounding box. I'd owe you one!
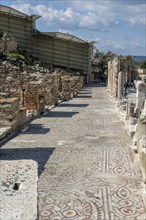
[52,69,84,102]
[22,82,46,112]
[0,57,84,139]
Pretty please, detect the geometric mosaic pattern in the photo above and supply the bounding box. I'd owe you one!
[38,145,144,220]
[39,187,144,219]
[1,86,145,220]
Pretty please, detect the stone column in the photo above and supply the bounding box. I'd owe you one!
[113,58,119,99]
[118,71,123,100]
[107,60,111,93]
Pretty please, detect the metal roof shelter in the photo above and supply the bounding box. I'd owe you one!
[40,32,87,44]
[0,5,93,82]
[0,5,40,20]
[0,5,87,44]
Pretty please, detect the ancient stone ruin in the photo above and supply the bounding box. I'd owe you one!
[0,33,85,219]
[0,33,84,140]
[107,56,146,208]
[0,32,17,53]
[129,81,146,208]
[107,56,138,101]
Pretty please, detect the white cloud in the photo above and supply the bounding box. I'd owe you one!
[93,37,144,53]
[126,15,146,26]
[79,12,106,30]
[125,4,146,25]
[11,3,80,29]
[64,7,73,17]
[130,41,144,49]
[8,0,145,55]
[71,0,146,27]
[11,3,32,14]
[71,1,111,13]
[9,0,146,31]
[10,1,118,31]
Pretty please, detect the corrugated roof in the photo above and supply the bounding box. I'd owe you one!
[0,5,40,20]
[0,5,91,44]
[37,32,87,44]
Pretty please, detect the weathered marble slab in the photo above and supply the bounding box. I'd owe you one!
[0,160,38,220]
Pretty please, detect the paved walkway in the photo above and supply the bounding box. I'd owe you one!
[1,85,145,220]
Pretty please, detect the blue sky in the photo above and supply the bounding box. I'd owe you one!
[1,0,146,56]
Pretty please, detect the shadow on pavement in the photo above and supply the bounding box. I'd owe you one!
[58,103,89,108]
[23,124,50,134]
[75,95,92,98]
[0,147,55,176]
[43,111,79,118]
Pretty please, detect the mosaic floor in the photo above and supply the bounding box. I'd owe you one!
[38,144,144,220]
[1,85,145,220]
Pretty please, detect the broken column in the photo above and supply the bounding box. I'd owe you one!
[113,58,120,99]
[118,71,124,100]
[107,57,120,100]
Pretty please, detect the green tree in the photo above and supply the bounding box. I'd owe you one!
[92,49,116,82]
[92,49,116,74]
[140,60,146,69]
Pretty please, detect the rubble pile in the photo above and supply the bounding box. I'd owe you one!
[0,51,84,138]
[0,32,17,53]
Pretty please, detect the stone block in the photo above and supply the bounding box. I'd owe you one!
[0,160,38,220]
[0,98,20,127]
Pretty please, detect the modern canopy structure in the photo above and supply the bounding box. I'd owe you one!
[0,5,93,82]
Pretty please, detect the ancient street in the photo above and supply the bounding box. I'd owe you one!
[0,85,145,220]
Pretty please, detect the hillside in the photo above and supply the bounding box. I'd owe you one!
[133,56,146,62]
